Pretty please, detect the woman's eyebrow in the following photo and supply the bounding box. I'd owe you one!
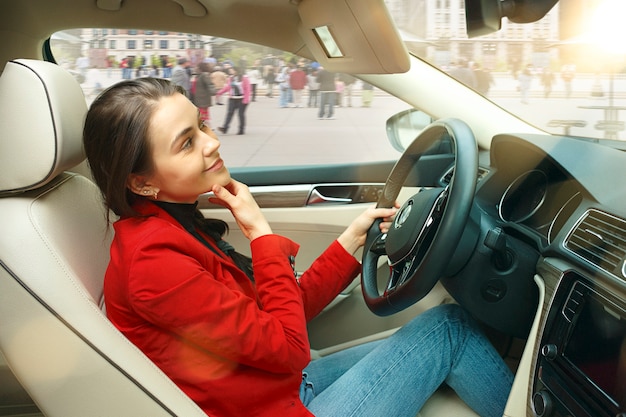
[171,110,202,149]
[171,126,193,149]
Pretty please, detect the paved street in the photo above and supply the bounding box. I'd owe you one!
[209,93,411,167]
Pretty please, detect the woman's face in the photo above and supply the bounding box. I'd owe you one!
[135,92,231,203]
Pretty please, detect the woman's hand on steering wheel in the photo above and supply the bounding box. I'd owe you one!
[337,204,399,256]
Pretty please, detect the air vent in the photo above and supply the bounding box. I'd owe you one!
[565,209,626,279]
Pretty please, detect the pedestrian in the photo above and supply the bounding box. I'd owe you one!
[289,64,307,107]
[83,76,514,417]
[162,58,172,78]
[216,66,251,135]
[148,64,159,78]
[120,57,131,80]
[86,65,103,98]
[192,62,215,128]
[472,63,494,96]
[541,68,554,98]
[518,64,533,104]
[264,66,276,98]
[171,57,191,97]
[210,65,227,105]
[361,81,374,107]
[561,64,575,99]
[335,77,345,107]
[339,73,356,107]
[307,68,320,107]
[247,65,261,102]
[316,66,336,119]
[276,65,291,108]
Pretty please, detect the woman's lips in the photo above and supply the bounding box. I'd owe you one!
[206,158,224,172]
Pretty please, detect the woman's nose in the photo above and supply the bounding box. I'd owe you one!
[203,132,220,154]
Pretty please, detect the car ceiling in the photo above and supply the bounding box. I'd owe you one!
[2,0,412,74]
[1,0,303,65]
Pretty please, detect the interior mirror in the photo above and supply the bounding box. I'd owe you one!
[465,0,503,38]
[465,0,559,38]
[386,109,433,152]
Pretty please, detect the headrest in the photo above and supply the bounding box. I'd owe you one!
[0,59,87,194]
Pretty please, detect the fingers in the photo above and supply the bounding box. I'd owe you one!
[371,204,398,234]
[207,184,232,208]
[207,180,272,241]
[208,180,246,208]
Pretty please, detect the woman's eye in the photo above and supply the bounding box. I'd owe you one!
[182,137,193,150]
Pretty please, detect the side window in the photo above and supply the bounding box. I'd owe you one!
[51,29,410,168]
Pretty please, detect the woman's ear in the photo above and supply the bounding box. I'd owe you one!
[127,174,151,197]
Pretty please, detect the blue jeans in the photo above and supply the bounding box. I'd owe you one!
[318,91,335,118]
[302,304,513,417]
[279,86,291,107]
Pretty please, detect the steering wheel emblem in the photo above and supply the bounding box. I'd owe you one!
[394,200,413,228]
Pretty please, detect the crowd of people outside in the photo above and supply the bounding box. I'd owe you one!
[75,52,378,135]
[443,58,585,105]
[268,57,376,119]
[76,51,600,116]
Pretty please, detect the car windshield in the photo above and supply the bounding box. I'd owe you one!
[50,0,626,152]
[390,0,626,141]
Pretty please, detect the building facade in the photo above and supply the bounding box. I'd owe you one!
[80,28,212,69]
[385,0,561,71]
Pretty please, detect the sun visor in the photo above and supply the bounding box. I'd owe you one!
[297,0,409,74]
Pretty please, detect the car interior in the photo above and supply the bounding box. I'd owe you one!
[1,0,626,417]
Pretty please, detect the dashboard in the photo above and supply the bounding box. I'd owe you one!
[468,133,626,417]
[475,134,589,248]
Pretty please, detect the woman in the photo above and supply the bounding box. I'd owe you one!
[191,61,214,127]
[83,78,513,417]
[216,66,250,135]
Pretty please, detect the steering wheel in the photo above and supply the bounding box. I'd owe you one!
[362,118,478,316]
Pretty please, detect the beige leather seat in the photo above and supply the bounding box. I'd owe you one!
[0,59,207,417]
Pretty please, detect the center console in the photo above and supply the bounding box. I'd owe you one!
[532,271,626,417]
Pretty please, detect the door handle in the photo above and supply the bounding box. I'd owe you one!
[307,188,352,205]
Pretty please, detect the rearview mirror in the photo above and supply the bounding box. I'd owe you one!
[464,0,559,38]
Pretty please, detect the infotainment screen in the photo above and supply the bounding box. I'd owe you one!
[563,288,626,408]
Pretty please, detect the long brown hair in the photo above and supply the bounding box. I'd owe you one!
[83,77,183,219]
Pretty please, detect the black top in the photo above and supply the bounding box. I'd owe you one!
[153,200,234,258]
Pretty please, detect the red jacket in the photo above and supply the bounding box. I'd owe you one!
[289,69,307,90]
[104,200,361,416]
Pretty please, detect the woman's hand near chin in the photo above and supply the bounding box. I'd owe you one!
[208,179,272,241]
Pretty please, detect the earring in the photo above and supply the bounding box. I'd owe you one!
[153,191,158,200]
[143,190,149,195]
